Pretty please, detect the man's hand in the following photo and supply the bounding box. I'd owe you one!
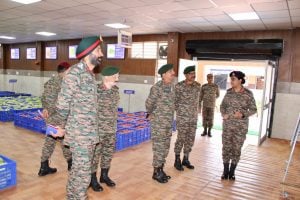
[234,111,243,119]
[49,126,66,138]
[146,113,152,120]
[42,109,49,119]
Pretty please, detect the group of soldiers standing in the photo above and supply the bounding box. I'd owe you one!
[38,35,257,199]
[146,64,221,183]
[146,64,257,184]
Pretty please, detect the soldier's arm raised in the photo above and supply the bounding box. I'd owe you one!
[145,85,159,115]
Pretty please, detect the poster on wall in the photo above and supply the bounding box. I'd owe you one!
[11,48,20,59]
[45,46,57,59]
[26,47,36,60]
[69,45,78,59]
[107,44,125,59]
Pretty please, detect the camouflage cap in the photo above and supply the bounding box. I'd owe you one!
[183,65,195,74]
[158,64,173,75]
[76,36,102,60]
[101,66,120,76]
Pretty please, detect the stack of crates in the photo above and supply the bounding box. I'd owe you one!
[14,110,46,134]
[0,155,17,191]
[0,95,42,122]
[115,111,151,151]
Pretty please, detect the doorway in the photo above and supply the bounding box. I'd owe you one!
[179,59,277,146]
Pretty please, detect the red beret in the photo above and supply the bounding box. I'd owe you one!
[58,62,70,69]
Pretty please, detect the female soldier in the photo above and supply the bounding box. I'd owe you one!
[220,71,257,180]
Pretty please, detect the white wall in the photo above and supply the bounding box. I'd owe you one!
[1,74,49,96]
[272,92,300,140]
[117,82,152,112]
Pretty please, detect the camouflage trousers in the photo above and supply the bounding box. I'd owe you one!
[151,127,172,168]
[222,120,248,164]
[92,131,116,172]
[202,107,215,128]
[174,123,197,155]
[41,135,72,162]
[67,143,97,200]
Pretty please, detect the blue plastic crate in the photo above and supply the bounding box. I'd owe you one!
[0,155,17,191]
[0,110,14,122]
[116,128,136,150]
[117,122,136,130]
[13,111,46,134]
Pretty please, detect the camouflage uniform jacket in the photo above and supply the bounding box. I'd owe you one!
[200,83,220,109]
[146,80,175,131]
[220,87,257,122]
[97,83,120,134]
[52,61,99,146]
[175,81,201,124]
[41,75,62,124]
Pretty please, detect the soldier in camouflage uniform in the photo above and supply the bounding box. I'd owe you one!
[38,62,72,176]
[90,66,120,192]
[173,66,201,171]
[200,73,220,137]
[146,63,175,184]
[220,71,257,181]
[50,36,103,199]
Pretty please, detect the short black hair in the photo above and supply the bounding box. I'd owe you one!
[57,65,68,73]
[229,71,246,84]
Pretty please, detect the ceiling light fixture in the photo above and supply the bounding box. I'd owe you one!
[104,23,130,29]
[35,32,56,36]
[229,12,259,21]
[11,0,41,4]
[0,36,16,40]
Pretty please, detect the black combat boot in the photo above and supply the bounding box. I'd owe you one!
[38,160,57,176]
[201,126,207,136]
[174,154,184,171]
[161,164,171,179]
[182,155,194,169]
[229,163,237,180]
[152,167,168,183]
[89,172,103,192]
[100,168,116,187]
[67,159,72,171]
[221,163,229,180]
[208,127,212,137]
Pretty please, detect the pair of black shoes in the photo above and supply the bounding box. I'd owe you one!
[90,168,116,192]
[38,159,72,176]
[221,163,236,180]
[152,165,171,183]
[174,155,195,171]
[201,127,212,137]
